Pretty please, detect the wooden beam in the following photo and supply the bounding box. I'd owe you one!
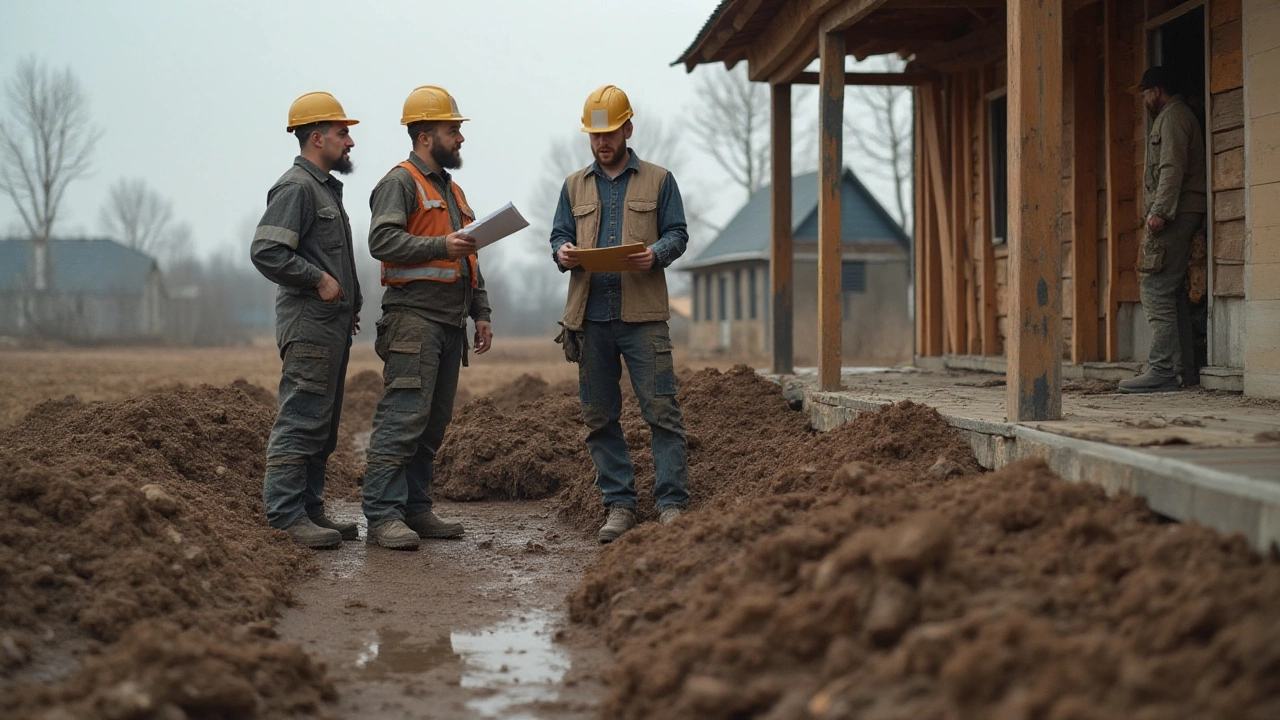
[916,87,944,356]
[960,72,980,355]
[771,83,795,374]
[921,83,960,354]
[747,0,846,81]
[792,71,935,85]
[892,0,1002,7]
[695,0,768,64]
[821,0,892,33]
[818,30,846,391]
[1006,0,1064,422]
[1103,0,1137,361]
[949,74,971,353]
[912,18,1006,71]
[977,68,998,355]
[1071,1,1101,363]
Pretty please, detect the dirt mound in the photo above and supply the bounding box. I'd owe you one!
[569,440,1280,720]
[487,373,558,413]
[0,385,341,718]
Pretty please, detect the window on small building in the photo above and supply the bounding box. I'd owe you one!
[989,93,1009,245]
[692,274,700,321]
[717,274,727,322]
[748,267,758,319]
[842,261,866,294]
[733,269,742,320]
[704,273,714,320]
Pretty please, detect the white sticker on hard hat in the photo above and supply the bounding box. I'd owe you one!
[591,109,609,129]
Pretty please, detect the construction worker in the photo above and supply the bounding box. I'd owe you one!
[1120,66,1206,393]
[250,91,362,549]
[550,85,690,544]
[361,85,492,550]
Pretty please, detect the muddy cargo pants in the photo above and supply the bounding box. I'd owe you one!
[579,319,689,512]
[1139,212,1203,380]
[362,311,465,526]
[263,324,353,530]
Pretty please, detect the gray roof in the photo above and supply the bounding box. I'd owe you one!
[681,168,910,270]
[0,238,159,295]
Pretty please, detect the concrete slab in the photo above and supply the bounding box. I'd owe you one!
[775,367,1280,553]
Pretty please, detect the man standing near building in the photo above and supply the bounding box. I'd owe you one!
[250,91,362,549]
[550,85,690,544]
[362,85,492,551]
[1120,66,1206,393]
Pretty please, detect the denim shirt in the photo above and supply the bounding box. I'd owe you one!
[549,150,688,321]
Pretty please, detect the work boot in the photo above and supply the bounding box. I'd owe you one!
[597,506,637,544]
[658,507,684,526]
[1181,370,1201,388]
[404,510,464,539]
[367,519,421,551]
[309,513,359,541]
[283,516,342,550]
[1118,371,1181,394]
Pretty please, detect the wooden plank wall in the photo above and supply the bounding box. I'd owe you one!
[1210,0,1247,297]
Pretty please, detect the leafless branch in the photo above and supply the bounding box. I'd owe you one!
[100,178,176,256]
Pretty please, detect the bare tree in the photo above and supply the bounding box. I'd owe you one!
[845,56,914,233]
[101,178,176,256]
[0,57,100,246]
[691,64,772,202]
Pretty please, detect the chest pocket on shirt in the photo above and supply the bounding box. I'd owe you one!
[624,199,658,245]
[316,205,346,250]
[572,203,600,249]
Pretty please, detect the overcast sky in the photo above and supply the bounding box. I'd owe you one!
[2,0,906,271]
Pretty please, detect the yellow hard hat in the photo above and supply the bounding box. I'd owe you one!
[401,85,469,125]
[286,91,358,132]
[580,84,633,133]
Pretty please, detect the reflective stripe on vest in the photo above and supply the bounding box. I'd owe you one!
[380,160,479,287]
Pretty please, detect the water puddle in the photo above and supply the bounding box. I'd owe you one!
[353,612,570,719]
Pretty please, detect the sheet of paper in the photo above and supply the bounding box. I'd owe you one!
[568,243,647,272]
[466,201,530,249]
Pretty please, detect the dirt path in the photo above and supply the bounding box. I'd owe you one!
[275,498,608,720]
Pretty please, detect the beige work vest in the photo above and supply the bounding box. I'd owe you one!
[561,159,671,331]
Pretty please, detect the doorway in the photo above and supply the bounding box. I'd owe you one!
[1148,5,1208,370]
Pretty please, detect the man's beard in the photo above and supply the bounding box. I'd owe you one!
[333,155,354,175]
[593,141,627,167]
[432,143,462,170]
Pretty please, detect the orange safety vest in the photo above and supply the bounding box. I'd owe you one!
[380,160,479,287]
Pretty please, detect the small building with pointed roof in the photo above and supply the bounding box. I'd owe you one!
[680,167,911,365]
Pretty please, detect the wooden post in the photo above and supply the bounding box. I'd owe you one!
[771,82,794,375]
[1006,0,1064,422]
[921,85,959,354]
[1072,2,1101,363]
[916,89,944,357]
[1103,0,1138,362]
[818,30,845,391]
[977,69,998,355]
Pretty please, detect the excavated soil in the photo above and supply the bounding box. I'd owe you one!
[562,385,1280,719]
[0,384,356,719]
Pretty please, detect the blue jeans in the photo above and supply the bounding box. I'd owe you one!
[579,320,688,511]
[362,311,465,526]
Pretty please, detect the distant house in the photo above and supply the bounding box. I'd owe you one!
[681,168,912,365]
[0,238,166,342]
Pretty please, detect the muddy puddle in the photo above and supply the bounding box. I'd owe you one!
[275,499,606,720]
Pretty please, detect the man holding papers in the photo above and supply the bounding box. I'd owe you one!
[549,85,691,544]
[362,85,492,550]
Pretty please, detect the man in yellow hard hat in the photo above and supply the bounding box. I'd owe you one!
[250,91,362,549]
[361,85,493,550]
[550,85,690,544]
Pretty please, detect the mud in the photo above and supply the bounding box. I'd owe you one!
[0,385,348,719]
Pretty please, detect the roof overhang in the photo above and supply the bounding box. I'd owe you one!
[676,0,1004,83]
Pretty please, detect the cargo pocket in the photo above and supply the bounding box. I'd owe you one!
[383,340,424,414]
[283,342,331,418]
[1140,236,1166,275]
[653,336,678,397]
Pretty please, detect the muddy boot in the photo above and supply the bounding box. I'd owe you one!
[284,516,342,549]
[597,506,636,544]
[404,511,464,539]
[368,519,420,551]
[1118,371,1180,394]
[310,513,359,541]
[658,507,684,526]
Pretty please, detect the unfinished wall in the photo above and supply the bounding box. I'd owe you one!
[1211,0,1249,367]
[1243,0,1280,397]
